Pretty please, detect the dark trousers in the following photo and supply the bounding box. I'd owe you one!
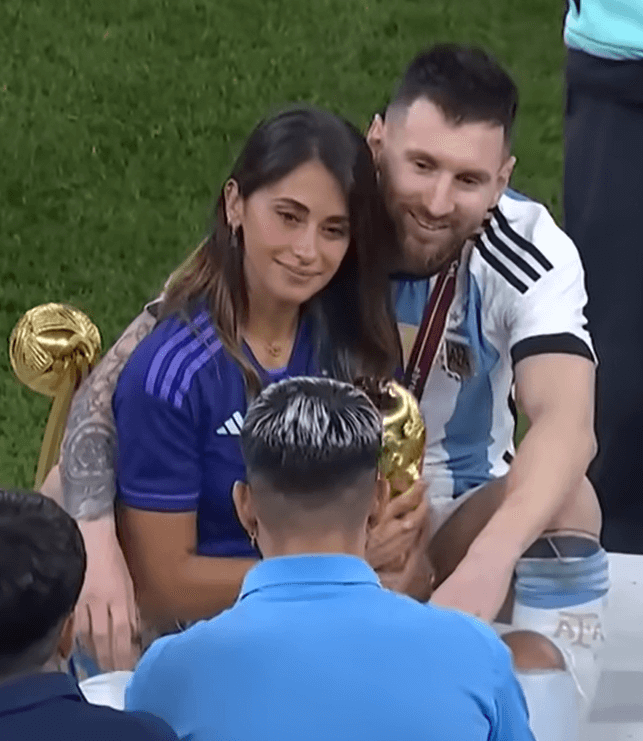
[563,49,643,553]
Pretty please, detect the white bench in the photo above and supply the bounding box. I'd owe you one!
[584,553,643,740]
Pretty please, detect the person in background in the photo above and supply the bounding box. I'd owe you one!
[563,0,643,554]
[125,376,534,741]
[0,487,178,741]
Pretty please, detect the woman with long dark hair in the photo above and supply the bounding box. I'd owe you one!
[112,105,401,629]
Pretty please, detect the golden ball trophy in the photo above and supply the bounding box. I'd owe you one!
[9,303,101,490]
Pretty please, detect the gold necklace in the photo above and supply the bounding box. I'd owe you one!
[265,341,284,358]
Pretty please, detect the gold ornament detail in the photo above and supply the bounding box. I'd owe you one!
[355,377,426,498]
[9,303,101,490]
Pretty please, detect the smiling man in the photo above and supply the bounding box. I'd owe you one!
[365,45,608,740]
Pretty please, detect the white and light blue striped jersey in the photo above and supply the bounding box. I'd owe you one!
[394,190,595,500]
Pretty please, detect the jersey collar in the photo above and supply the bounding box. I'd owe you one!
[239,554,380,600]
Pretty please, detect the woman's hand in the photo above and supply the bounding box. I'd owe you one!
[365,480,429,571]
[75,517,141,671]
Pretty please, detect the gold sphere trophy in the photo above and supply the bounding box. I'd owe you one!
[9,303,102,490]
[355,377,426,497]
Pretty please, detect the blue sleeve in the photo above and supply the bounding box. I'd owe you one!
[489,640,535,741]
[114,354,201,512]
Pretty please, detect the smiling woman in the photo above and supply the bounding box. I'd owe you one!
[111,104,401,629]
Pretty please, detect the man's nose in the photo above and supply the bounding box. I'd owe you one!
[422,176,455,219]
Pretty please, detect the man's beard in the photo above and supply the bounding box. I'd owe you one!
[399,225,467,277]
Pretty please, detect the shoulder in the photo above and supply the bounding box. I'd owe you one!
[378,589,510,665]
[60,701,177,740]
[472,190,582,297]
[116,305,226,410]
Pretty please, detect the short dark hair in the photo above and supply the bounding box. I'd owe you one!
[386,44,518,144]
[240,377,382,498]
[0,488,86,677]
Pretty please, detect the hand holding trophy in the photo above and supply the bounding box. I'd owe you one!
[355,377,434,599]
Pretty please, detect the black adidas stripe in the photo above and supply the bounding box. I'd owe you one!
[484,223,541,282]
[475,236,528,293]
[492,207,554,272]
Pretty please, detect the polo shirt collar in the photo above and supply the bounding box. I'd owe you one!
[0,672,84,715]
[240,554,380,599]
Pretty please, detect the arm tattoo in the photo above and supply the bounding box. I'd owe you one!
[60,308,158,520]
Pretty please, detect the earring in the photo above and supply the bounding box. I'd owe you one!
[249,531,258,551]
[230,227,242,252]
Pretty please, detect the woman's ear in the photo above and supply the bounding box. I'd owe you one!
[232,481,258,538]
[224,179,243,230]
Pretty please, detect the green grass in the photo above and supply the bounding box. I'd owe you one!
[1,0,563,486]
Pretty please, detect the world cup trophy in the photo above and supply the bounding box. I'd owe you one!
[354,377,426,497]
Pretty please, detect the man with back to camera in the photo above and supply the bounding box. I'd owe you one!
[42,42,607,741]
[124,376,535,741]
[0,486,178,741]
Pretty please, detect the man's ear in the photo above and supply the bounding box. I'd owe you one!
[492,154,516,207]
[367,476,390,531]
[366,113,385,166]
[224,178,244,230]
[56,613,76,660]
[232,481,258,538]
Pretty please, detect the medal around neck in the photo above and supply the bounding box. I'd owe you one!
[355,377,426,498]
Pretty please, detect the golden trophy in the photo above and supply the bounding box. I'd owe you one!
[9,303,101,490]
[354,377,426,497]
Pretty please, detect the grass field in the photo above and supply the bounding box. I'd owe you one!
[0,0,565,487]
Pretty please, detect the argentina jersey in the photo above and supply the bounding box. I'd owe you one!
[113,305,318,557]
[394,190,595,501]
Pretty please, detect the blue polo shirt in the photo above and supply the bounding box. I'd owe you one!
[126,555,534,741]
[0,671,178,741]
[113,306,318,557]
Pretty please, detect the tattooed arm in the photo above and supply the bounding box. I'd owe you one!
[54,302,159,671]
[60,304,159,519]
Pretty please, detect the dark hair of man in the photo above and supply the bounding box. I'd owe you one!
[240,377,382,510]
[0,488,86,679]
[386,43,518,145]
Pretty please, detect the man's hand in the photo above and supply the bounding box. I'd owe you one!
[430,551,515,622]
[378,516,434,601]
[365,480,428,572]
[75,518,141,671]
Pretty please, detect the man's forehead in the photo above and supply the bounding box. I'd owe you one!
[385,98,507,167]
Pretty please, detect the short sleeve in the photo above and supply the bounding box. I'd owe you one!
[489,640,535,741]
[114,355,201,512]
[505,234,596,367]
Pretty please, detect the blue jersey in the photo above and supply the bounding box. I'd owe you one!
[125,555,534,741]
[113,306,318,557]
